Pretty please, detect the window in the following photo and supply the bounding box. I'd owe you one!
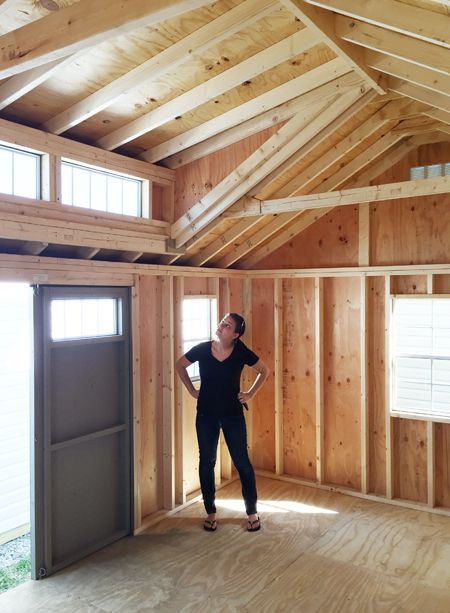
[61,160,142,217]
[410,163,450,181]
[391,297,450,420]
[50,298,121,341]
[0,144,40,198]
[183,297,217,379]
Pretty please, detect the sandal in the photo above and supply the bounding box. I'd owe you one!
[247,516,261,532]
[203,518,217,532]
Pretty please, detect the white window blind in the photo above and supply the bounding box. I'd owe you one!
[392,297,450,420]
[182,297,217,380]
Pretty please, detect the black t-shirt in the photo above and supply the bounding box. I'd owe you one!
[185,340,259,416]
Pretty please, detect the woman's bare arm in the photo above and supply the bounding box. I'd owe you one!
[175,355,199,399]
[238,359,270,404]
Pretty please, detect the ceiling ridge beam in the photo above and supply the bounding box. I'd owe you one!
[279,0,385,93]
[0,0,215,80]
[141,56,352,164]
[41,0,279,135]
[303,0,450,49]
[95,28,322,151]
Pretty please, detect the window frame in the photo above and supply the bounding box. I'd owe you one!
[60,158,143,218]
[389,294,450,424]
[0,143,41,199]
[182,295,218,381]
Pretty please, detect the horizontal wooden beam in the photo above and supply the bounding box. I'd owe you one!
[0,118,174,186]
[0,0,214,79]
[96,28,321,150]
[304,0,450,48]
[229,176,450,218]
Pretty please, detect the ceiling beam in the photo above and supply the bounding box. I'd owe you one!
[365,51,450,98]
[0,0,214,79]
[423,108,450,126]
[41,0,278,135]
[0,0,16,15]
[273,99,407,198]
[171,81,366,247]
[141,56,351,164]
[279,0,385,94]
[303,0,450,49]
[232,176,450,217]
[95,28,321,151]
[181,88,376,266]
[388,78,450,114]
[336,16,450,76]
[0,55,76,111]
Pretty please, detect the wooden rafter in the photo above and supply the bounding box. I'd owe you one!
[0,56,76,111]
[95,28,321,151]
[303,0,450,48]
[42,0,279,135]
[336,16,450,76]
[0,0,214,79]
[388,78,450,114]
[365,52,450,98]
[171,79,366,247]
[279,0,385,94]
[222,130,407,267]
[141,56,351,164]
[181,91,375,267]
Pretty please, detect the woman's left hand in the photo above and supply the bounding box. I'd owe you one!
[238,391,253,404]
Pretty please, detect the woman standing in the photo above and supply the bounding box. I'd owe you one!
[176,313,269,532]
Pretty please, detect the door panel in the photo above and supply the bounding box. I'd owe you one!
[32,286,132,579]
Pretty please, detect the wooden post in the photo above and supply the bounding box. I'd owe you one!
[131,275,142,531]
[243,277,253,452]
[359,203,370,267]
[161,275,175,510]
[315,277,324,484]
[173,276,186,505]
[385,274,394,499]
[427,272,435,508]
[360,275,369,494]
[274,279,284,476]
[41,153,61,203]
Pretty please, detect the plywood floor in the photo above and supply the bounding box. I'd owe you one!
[1,476,450,612]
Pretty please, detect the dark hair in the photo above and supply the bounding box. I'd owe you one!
[228,313,245,339]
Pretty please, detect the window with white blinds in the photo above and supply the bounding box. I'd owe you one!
[410,163,450,181]
[391,297,450,420]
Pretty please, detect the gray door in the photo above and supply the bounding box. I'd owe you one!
[32,286,132,579]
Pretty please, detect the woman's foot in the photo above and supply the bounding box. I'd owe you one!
[247,514,261,532]
[203,513,217,531]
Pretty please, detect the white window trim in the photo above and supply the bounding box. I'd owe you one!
[389,294,450,424]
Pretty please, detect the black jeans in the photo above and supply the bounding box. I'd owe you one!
[195,412,257,515]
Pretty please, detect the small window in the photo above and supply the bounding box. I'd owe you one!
[61,160,142,217]
[391,297,450,420]
[0,144,40,198]
[183,297,217,380]
[410,163,450,181]
[50,298,120,341]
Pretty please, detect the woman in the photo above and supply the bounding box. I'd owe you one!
[176,312,269,532]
